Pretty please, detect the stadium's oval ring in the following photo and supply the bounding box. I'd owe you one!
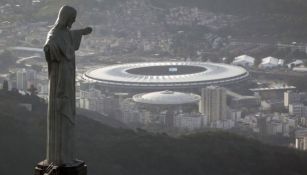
[83,62,249,90]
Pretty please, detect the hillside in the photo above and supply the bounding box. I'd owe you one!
[2,0,306,62]
[151,0,307,15]
[35,0,307,16]
[1,90,307,175]
[29,0,307,43]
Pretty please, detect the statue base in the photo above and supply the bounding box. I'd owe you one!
[34,160,87,175]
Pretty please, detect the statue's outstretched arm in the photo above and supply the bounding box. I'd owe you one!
[70,27,92,50]
[81,27,92,35]
[71,27,92,36]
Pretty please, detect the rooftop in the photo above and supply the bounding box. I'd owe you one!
[133,90,201,105]
[83,62,249,89]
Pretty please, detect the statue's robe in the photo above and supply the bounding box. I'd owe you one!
[44,28,83,165]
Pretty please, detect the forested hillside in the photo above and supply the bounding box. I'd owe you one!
[35,0,307,15]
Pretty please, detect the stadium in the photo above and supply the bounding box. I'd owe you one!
[83,62,249,92]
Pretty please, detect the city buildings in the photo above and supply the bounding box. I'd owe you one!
[250,86,296,100]
[120,90,206,130]
[16,69,27,90]
[78,86,106,115]
[295,129,307,150]
[284,91,305,108]
[287,59,304,69]
[1,0,307,153]
[210,119,235,130]
[16,68,37,91]
[227,90,260,109]
[174,113,207,130]
[258,56,284,69]
[265,114,296,136]
[232,54,255,67]
[289,104,307,118]
[200,86,227,123]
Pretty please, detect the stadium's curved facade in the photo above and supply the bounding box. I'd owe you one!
[83,62,249,91]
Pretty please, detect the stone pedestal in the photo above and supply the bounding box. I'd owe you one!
[35,160,87,175]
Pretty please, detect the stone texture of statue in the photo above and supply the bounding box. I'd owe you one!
[44,5,92,165]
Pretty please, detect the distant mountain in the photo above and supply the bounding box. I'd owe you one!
[1,90,307,175]
[31,0,307,43]
[36,0,307,16]
[151,0,307,15]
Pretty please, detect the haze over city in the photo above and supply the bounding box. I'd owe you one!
[1,0,307,175]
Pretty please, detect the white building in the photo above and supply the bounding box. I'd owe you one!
[16,68,37,91]
[121,98,172,127]
[200,86,227,123]
[259,56,284,69]
[278,59,284,66]
[26,69,37,88]
[37,80,48,94]
[16,69,27,90]
[239,115,258,130]
[79,87,105,114]
[210,119,235,130]
[121,98,142,124]
[265,114,296,136]
[232,55,255,67]
[227,109,242,122]
[289,103,307,118]
[266,121,283,135]
[284,91,306,108]
[287,59,304,69]
[174,113,207,130]
[130,90,202,129]
[295,129,307,151]
[293,67,307,72]
[227,90,260,108]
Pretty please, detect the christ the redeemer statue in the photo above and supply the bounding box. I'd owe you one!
[44,5,91,166]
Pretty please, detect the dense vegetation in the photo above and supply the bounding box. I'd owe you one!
[36,0,307,16]
[151,0,307,15]
[1,90,307,175]
[30,0,307,42]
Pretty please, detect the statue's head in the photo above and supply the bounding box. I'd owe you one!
[54,5,77,29]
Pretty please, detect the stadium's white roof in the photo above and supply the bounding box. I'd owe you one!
[83,62,249,89]
[133,90,200,105]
